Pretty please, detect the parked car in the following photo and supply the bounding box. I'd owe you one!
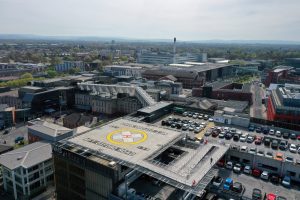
[252,169,261,177]
[298,147,300,154]
[282,132,290,139]
[219,132,225,139]
[223,178,233,190]
[217,159,225,167]
[281,176,291,188]
[252,188,262,200]
[240,146,248,152]
[269,129,275,135]
[205,129,212,136]
[289,144,297,153]
[264,138,271,146]
[267,193,276,200]
[285,156,294,163]
[275,131,282,138]
[243,165,252,174]
[208,118,214,122]
[212,131,219,137]
[265,151,273,158]
[254,136,262,145]
[14,136,24,144]
[225,161,233,169]
[260,171,269,180]
[274,152,284,161]
[248,125,255,131]
[246,135,255,143]
[225,132,233,140]
[212,176,223,187]
[240,134,248,142]
[233,163,242,173]
[257,149,264,156]
[256,127,262,133]
[249,147,256,154]
[271,140,279,149]
[279,140,288,151]
[290,133,297,140]
[270,174,280,184]
[232,182,243,193]
[233,134,240,141]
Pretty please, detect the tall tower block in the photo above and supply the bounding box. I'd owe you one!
[173,37,176,64]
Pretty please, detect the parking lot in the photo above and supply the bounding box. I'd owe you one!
[155,112,215,140]
[204,125,300,165]
[211,167,300,200]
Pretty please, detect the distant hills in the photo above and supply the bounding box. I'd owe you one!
[0,34,300,45]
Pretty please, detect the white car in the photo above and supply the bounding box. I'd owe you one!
[289,144,297,153]
[240,146,248,152]
[183,112,188,117]
[240,134,248,142]
[226,161,233,169]
[208,118,214,122]
[269,129,275,135]
[243,165,252,174]
[260,171,269,180]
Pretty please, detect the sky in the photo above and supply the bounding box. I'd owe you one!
[1,0,300,41]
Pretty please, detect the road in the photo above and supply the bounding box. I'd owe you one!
[0,125,28,146]
[250,82,267,119]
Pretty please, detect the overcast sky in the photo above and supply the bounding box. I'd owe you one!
[1,0,300,41]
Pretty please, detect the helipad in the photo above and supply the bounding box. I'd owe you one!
[69,118,183,163]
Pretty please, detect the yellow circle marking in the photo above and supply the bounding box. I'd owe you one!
[106,128,148,145]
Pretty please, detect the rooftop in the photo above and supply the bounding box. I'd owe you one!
[137,101,172,114]
[0,141,52,170]
[28,119,72,137]
[61,118,228,196]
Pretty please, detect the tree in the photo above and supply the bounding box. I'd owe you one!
[68,67,81,74]
[47,70,57,78]
[20,73,33,79]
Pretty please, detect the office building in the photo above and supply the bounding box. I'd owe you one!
[55,61,85,72]
[0,141,53,200]
[137,51,207,65]
[192,82,252,104]
[267,83,300,124]
[142,63,234,89]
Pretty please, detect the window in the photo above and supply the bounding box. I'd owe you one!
[287,171,296,177]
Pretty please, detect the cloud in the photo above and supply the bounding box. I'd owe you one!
[0,0,300,41]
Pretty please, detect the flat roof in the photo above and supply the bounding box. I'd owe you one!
[0,141,52,170]
[138,101,172,114]
[66,118,228,195]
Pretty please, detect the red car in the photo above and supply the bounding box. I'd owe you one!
[252,168,261,177]
[254,136,262,145]
[212,130,219,137]
[297,135,300,140]
[217,159,225,167]
[267,193,276,200]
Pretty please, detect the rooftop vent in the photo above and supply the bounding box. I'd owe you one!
[17,156,23,160]
[108,161,116,167]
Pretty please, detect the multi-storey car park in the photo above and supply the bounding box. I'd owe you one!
[52,117,228,200]
[51,100,300,200]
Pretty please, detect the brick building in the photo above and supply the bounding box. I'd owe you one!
[192,82,252,104]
